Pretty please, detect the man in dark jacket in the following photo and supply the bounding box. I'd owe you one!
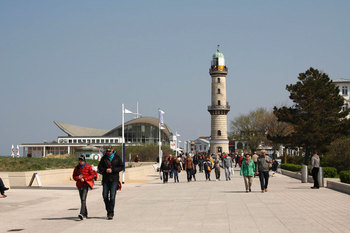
[98,147,124,220]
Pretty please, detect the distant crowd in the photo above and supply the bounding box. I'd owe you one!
[160,151,279,193]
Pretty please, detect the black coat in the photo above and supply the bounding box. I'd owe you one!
[98,153,124,183]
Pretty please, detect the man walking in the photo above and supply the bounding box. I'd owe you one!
[256,152,271,193]
[98,147,124,220]
[310,151,320,189]
[223,153,233,181]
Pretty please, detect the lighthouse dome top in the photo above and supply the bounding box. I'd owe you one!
[213,50,224,58]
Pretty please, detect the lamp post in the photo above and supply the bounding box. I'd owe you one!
[122,104,134,184]
[175,132,181,157]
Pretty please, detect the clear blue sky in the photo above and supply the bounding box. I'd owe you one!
[1,0,350,155]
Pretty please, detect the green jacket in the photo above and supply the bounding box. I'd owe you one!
[240,159,255,177]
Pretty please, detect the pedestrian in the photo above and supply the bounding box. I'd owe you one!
[223,153,233,181]
[240,154,255,192]
[214,157,221,181]
[271,159,279,177]
[98,147,124,220]
[169,155,174,179]
[203,156,212,181]
[172,158,181,183]
[238,154,244,167]
[235,154,239,168]
[160,156,171,183]
[185,155,194,182]
[256,151,272,193]
[310,151,320,189]
[0,177,9,198]
[72,155,96,220]
[134,154,139,163]
[192,161,197,181]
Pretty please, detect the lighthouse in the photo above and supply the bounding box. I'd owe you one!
[208,46,230,154]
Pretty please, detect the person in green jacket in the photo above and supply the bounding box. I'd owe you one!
[240,154,256,192]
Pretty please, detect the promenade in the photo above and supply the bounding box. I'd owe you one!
[1,166,350,233]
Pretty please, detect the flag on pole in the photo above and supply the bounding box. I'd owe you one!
[159,109,165,125]
[16,145,20,157]
[11,144,15,157]
[124,108,133,114]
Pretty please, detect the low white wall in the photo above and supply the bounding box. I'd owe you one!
[327,180,350,195]
[5,164,157,187]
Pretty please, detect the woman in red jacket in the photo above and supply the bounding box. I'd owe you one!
[73,155,96,220]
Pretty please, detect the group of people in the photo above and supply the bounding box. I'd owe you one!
[72,147,123,221]
[160,151,280,194]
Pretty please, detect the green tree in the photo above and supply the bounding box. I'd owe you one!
[230,108,275,153]
[273,67,350,165]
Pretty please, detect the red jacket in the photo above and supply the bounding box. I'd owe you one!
[73,163,96,188]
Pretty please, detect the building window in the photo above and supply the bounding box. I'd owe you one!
[204,145,206,150]
[217,147,222,153]
[218,89,221,94]
[200,145,202,151]
[218,100,221,105]
[342,103,348,111]
[217,130,221,136]
[342,86,348,96]
[218,78,220,83]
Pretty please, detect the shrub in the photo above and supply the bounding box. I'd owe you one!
[322,167,337,178]
[326,137,350,172]
[339,170,350,184]
[280,163,302,172]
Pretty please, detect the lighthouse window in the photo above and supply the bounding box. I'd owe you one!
[218,100,221,105]
[217,130,221,136]
[218,89,221,94]
[218,78,220,83]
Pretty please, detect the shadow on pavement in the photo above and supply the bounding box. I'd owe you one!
[221,190,258,193]
[11,187,77,190]
[42,217,80,221]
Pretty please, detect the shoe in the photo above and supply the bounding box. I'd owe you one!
[4,187,9,191]
[265,188,268,192]
[107,215,113,220]
[311,187,319,189]
[261,190,264,193]
[84,215,88,219]
[78,214,83,220]
[0,194,7,198]
[249,188,251,192]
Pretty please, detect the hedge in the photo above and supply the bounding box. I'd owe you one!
[339,170,350,184]
[322,167,337,178]
[280,163,302,172]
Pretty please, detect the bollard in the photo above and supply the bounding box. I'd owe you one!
[318,167,324,187]
[301,164,308,183]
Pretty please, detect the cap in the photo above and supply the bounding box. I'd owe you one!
[78,155,86,161]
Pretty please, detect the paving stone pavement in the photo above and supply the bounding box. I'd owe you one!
[1,167,350,233]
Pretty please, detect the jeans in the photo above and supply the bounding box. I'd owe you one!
[173,169,179,182]
[215,168,220,180]
[258,171,269,190]
[225,167,231,180]
[186,169,192,181]
[78,186,88,217]
[205,171,211,180]
[169,169,173,178]
[163,172,169,183]
[243,176,253,191]
[312,167,320,188]
[102,181,118,217]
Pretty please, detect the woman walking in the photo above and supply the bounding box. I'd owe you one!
[240,154,255,192]
[185,155,194,182]
[172,158,181,183]
[73,155,96,220]
[0,177,9,198]
[214,157,221,181]
[203,156,212,181]
[160,156,171,183]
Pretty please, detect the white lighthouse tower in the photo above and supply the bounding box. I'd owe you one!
[208,46,230,154]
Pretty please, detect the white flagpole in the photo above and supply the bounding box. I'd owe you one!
[16,145,20,157]
[158,109,164,180]
[122,104,125,184]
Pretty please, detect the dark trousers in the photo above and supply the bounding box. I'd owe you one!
[0,177,5,195]
[312,167,320,188]
[162,172,169,183]
[102,181,118,217]
[215,168,220,180]
[258,171,269,190]
[78,186,88,217]
[186,169,192,181]
[205,171,211,180]
[173,169,179,182]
